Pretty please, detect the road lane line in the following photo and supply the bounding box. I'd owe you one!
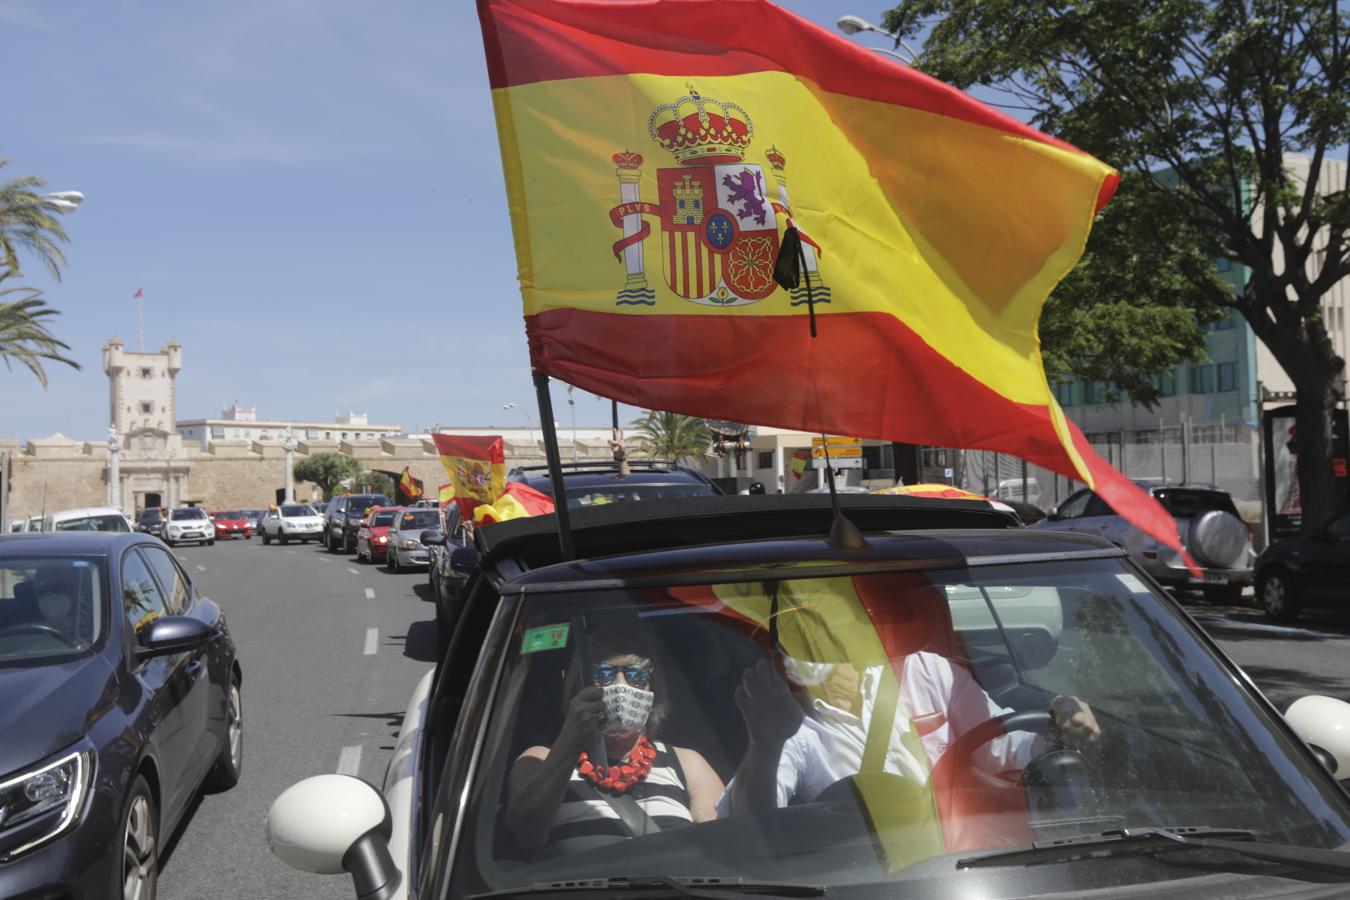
[285,549,296,555]
[337,745,362,776]
[347,567,360,575]
[195,565,206,572]
[317,557,329,562]
[364,628,378,655]
[364,588,375,600]
[1193,614,1349,641]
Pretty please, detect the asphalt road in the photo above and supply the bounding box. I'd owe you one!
[155,535,437,900]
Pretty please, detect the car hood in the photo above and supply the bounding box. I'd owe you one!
[366,526,391,536]
[283,516,323,526]
[214,518,247,526]
[0,653,116,776]
[167,518,210,527]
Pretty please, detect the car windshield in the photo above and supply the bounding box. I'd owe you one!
[139,511,162,523]
[54,515,130,533]
[346,496,389,514]
[371,511,398,527]
[170,508,207,520]
[1154,489,1238,517]
[0,557,106,664]
[212,511,243,520]
[448,557,1350,896]
[397,510,438,530]
[281,505,317,518]
[552,483,714,507]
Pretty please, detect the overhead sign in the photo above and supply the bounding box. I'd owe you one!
[812,436,861,448]
[812,456,863,470]
[811,445,862,459]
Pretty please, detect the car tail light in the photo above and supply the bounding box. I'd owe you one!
[1142,550,1158,559]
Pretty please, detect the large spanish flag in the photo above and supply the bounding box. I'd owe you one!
[431,434,506,518]
[478,0,1186,557]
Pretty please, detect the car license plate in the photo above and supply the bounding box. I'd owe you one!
[1191,572,1229,585]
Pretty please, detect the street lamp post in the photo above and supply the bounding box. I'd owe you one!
[836,14,919,63]
[107,426,121,512]
[501,402,536,446]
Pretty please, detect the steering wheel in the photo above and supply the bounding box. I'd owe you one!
[0,622,81,647]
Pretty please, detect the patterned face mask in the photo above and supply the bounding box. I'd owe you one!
[602,683,654,735]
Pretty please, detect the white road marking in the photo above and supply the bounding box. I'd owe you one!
[336,745,362,776]
[175,556,187,562]
[285,549,297,555]
[364,627,378,655]
[364,588,375,600]
[347,567,360,575]
[195,565,206,572]
[317,557,329,562]
[1193,614,1350,641]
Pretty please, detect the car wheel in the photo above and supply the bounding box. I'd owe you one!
[207,539,215,546]
[1202,584,1244,605]
[1260,570,1300,622]
[279,533,288,545]
[262,531,271,545]
[164,539,174,548]
[115,774,159,900]
[205,674,243,791]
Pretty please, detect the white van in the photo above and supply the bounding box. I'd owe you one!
[996,476,1042,506]
[42,506,134,533]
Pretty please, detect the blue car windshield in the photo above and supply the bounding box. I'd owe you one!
[446,557,1350,897]
[0,558,106,664]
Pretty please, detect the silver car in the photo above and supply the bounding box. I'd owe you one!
[385,508,440,572]
[1033,482,1253,602]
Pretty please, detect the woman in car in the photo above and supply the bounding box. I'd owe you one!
[504,624,724,857]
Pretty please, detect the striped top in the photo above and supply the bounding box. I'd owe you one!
[547,740,693,845]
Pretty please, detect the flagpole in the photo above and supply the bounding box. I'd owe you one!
[533,372,575,560]
[138,295,144,352]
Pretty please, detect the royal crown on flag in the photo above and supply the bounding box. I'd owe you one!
[646,87,754,166]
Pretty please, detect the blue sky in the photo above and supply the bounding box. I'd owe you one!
[0,0,914,440]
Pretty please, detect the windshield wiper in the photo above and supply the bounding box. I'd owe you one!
[958,826,1350,877]
[469,875,825,900]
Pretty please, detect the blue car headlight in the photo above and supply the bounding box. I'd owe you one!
[0,748,92,858]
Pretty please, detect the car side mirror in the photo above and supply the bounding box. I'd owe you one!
[1285,695,1350,779]
[1045,507,1060,521]
[420,529,446,546]
[268,774,401,899]
[449,546,480,576]
[136,616,211,659]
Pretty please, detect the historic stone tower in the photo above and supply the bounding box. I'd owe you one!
[103,338,189,512]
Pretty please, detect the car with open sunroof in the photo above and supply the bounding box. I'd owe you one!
[266,494,1350,900]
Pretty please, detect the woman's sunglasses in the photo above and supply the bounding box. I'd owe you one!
[592,663,653,690]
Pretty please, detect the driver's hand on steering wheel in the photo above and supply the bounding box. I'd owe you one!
[1050,695,1101,749]
[736,658,804,752]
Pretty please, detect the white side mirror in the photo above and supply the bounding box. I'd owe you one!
[267,774,389,874]
[1285,695,1350,778]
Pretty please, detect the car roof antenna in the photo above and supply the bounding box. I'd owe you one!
[820,436,869,551]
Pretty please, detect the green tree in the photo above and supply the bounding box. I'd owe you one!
[0,273,79,387]
[884,0,1349,529]
[294,452,363,500]
[631,411,712,463]
[0,158,71,279]
[357,470,396,497]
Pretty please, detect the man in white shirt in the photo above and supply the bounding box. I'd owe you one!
[717,655,1100,818]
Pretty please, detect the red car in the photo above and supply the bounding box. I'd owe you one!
[355,506,401,563]
[210,509,253,540]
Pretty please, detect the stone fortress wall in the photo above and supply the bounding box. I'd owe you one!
[0,433,641,519]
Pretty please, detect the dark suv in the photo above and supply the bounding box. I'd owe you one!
[323,493,392,553]
[506,459,721,506]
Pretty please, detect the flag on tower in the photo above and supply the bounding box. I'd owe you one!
[133,288,143,298]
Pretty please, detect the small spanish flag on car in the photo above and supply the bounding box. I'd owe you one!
[398,467,424,502]
[431,434,506,518]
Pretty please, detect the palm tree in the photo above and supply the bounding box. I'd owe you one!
[630,411,712,463]
[0,274,79,387]
[0,158,70,279]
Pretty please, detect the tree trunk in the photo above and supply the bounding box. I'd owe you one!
[1292,374,1342,533]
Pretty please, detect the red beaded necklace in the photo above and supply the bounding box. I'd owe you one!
[577,734,657,793]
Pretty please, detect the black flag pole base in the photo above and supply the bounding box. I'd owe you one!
[534,372,576,561]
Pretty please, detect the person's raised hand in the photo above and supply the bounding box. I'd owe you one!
[735,658,804,753]
[1051,695,1101,749]
[556,686,607,756]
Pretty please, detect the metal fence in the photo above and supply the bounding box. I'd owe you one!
[948,419,1264,522]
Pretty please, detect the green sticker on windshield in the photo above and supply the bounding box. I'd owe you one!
[521,623,570,654]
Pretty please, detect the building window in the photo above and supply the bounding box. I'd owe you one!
[1213,313,1235,330]
[324,431,333,440]
[210,427,225,440]
[1217,361,1237,392]
[340,432,348,441]
[1053,382,1074,406]
[306,429,318,440]
[1160,370,1176,397]
[1189,364,1214,394]
[140,368,152,379]
[140,402,153,414]
[1084,381,1110,405]
[757,451,773,469]
[921,447,949,468]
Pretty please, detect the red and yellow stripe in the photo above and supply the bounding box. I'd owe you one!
[479,0,1187,559]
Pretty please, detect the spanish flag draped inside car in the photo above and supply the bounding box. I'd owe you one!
[431,434,506,518]
[478,0,1191,563]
